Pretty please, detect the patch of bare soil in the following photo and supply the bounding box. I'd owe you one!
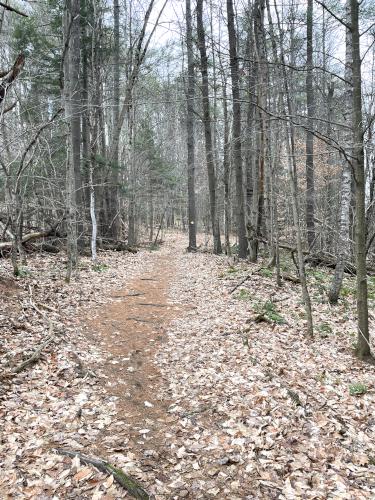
[82,253,183,463]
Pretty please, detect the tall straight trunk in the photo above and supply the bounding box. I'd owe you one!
[328,2,353,304]
[109,0,121,240]
[350,0,370,358]
[227,0,247,258]
[249,0,266,262]
[196,0,221,254]
[185,0,197,251]
[64,0,80,282]
[305,0,315,249]
[245,2,255,224]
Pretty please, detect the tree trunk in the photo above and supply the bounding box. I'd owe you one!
[109,0,121,240]
[186,0,197,251]
[305,0,315,249]
[222,75,231,255]
[350,0,370,358]
[196,0,221,254]
[328,1,353,304]
[227,0,247,258]
[249,0,266,262]
[64,0,80,282]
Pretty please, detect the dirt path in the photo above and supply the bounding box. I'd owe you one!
[83,251,182,461]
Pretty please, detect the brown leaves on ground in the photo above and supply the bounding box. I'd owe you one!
[1,234,375,499]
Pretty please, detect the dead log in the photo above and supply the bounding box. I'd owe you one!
[261,238,375,276]
[282,273,301,284]
[53,449,150,500]
[304,253,357,274]
[0,227,59,251]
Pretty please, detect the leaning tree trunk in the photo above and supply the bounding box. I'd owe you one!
[227,0,247,258]
[196,0,222,254]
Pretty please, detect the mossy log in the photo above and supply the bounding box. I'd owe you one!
[54,448,150,500]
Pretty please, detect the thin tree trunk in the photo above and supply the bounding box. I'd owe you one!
[222,75,231,255]
[64,0,80,282]
[305,0,315,249]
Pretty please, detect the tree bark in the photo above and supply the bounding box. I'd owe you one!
[186,0,197,251]
[227,0,247,258]
[196,0,222,254]
[305,0,315,249]
[328,1,353,304]
[350,0,370,358]
[64,0,80,282]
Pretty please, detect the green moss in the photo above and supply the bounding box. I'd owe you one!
[92,263,109,272]
[317,322,333,337]
[254,300,285,324]
[259,267,273,278]
[236,289,252,301]
[349,383,368,396]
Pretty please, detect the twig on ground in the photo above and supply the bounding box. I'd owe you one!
[13,324,55,374]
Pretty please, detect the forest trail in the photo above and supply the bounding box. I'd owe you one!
[82,251,182,458]
[1,235,375,499]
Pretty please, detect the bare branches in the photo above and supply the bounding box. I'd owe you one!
[0,1,28,17]
[16,107,63,184]
[314,0,350,29]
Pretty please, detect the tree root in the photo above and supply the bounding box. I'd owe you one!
[54,449,150,499]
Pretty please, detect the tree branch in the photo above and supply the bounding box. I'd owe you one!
[0,1,28,17]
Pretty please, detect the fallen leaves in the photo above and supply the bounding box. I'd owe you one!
[1,234,375,499]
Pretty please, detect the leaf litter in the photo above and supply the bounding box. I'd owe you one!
[0,234,374,499]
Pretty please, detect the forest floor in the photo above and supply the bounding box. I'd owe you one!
[1,233,375,499]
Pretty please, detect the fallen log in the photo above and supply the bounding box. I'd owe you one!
[282,273,301,284]
[54,449,150,499]
[0,227,59,251]
[261,238,375,276]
